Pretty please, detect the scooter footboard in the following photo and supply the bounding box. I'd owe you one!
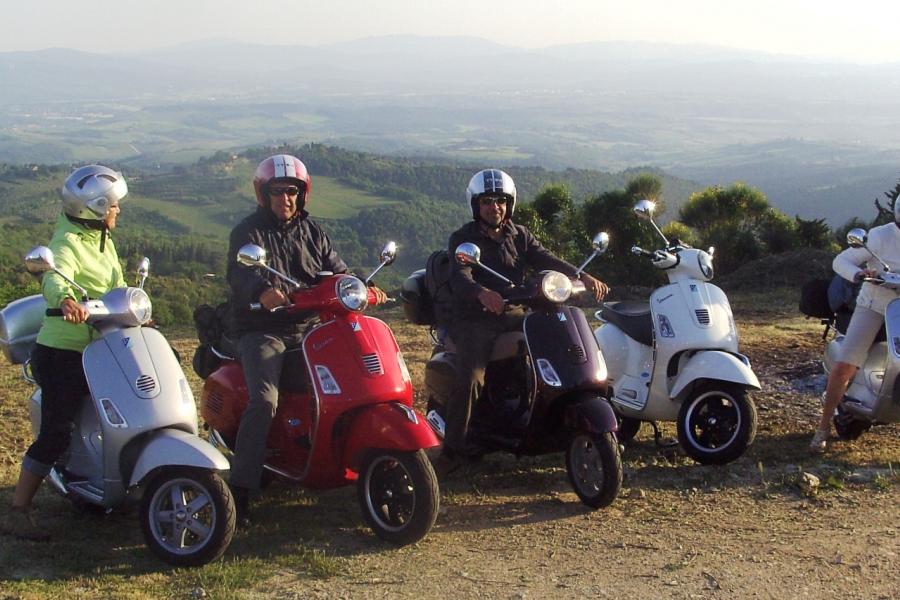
[128,428,231,487]
[563,394,619,435]
[342,402,440,471]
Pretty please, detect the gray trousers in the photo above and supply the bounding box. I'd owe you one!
[445,311,525,455]
[230,331,303,490]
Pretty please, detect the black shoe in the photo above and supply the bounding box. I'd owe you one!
[230,485,252,528]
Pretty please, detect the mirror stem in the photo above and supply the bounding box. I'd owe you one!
[574,250,599,276]
[365,260,388,286]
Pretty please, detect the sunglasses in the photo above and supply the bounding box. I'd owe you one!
[479,196,508,206]
[269,186,301,197]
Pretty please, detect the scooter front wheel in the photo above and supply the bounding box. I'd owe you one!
[565,431,623,509]
[139,468,236,566]
[357,449,439,545]
[677,382,757,465]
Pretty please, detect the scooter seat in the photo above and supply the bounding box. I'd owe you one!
[600,301,654,347]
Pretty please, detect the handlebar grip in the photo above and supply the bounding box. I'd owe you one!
[45,308,64,317]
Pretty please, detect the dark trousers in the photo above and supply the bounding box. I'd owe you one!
[445,311,524,455]
[230,331,303,490]
[24,343,90,476]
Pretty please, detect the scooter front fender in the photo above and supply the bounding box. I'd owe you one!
[670,350,761,399]
[342,402,440,471]
[129,428,231,487]
[563,394,619,435]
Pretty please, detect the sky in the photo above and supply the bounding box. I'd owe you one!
[2,0,899,64]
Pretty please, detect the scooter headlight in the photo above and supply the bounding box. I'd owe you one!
[127,288,152,325]
[540,271,573,303]
[336,276,369,312]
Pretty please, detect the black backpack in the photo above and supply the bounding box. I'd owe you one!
[424,250,455,327]
[191,302,231,378]
[401,250,456,327]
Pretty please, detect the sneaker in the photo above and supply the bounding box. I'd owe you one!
[809,428,829,454]
[0,506,51,542]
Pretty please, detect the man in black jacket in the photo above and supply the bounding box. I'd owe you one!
[442,169,608,465]
[226,154,385,523]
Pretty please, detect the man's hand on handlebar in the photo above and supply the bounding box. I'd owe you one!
[477,288,506,315]
[61,297,89,324]
[259,287,289,311]
[370,286,388,305]
[580,273,609,301]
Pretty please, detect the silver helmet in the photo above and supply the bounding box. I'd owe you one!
[466,169,517,220]
[60,165,128,221]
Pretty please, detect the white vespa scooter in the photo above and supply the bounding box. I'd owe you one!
[822,228,900,440]
[593,200,760,464]
[0,247,234,566]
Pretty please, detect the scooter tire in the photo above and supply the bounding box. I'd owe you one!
[677,382,757,465]
[357,448,439,546]
[565,431,623,509]
[833,407,871,441]
[139,467,236,567]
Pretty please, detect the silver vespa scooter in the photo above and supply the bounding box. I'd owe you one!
[0,247,234,566]
[823,228,900,439]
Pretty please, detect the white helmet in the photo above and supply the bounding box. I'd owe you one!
[466,169,516,221]
[60,165,128,222]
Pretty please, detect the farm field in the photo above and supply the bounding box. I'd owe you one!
[0,290,898,599]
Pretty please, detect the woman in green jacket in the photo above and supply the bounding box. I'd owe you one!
[1,165,128,541]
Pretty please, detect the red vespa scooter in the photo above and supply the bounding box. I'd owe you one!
[200,242,440,545]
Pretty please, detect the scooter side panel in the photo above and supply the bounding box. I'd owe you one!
[875,298,900,421]
[594,325,652,413]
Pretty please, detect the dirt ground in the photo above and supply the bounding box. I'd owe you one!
[1,305,898,599]
[248,309,900,600]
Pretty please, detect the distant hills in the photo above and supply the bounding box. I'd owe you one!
[2,36,899,224]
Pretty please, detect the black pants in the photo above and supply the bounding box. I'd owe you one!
[445,311,524,455]
[24,344,90,476]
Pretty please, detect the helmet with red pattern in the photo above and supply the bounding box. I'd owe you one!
[252,154,310,209]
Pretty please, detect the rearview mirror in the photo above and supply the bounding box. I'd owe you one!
[24,246,55,275]
[237,244,268,267]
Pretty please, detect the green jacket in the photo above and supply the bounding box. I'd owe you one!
[35,214,125,352]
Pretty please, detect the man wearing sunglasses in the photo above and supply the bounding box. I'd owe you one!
[439,169,609,469]
[226,153,386,524]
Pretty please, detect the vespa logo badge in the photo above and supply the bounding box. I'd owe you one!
[690,284,698,292]
[557,313,567,322]
[657,314,675,338]
[122,337,134,349]
[656,293,674,304]
[351,321,362,332]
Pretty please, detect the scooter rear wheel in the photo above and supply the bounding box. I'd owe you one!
[565,431,623,509]
[139,467,236,566]
[357,449,439,545]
